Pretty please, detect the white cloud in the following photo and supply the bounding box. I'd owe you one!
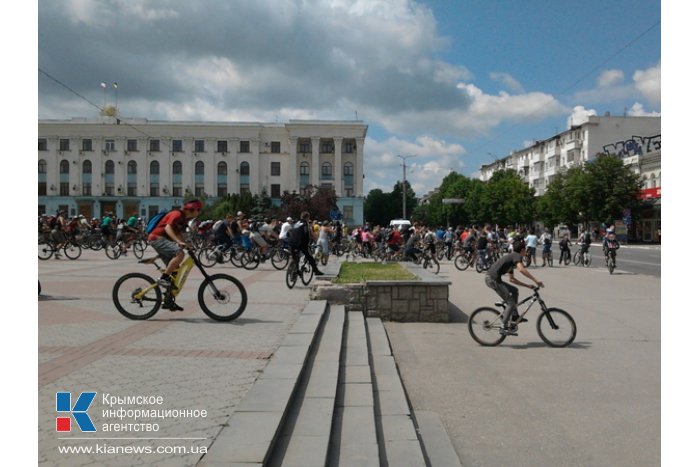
[490,72,525,93]
[598,69,624,87]
[626,102,660,117]
[568,105,597,127]
[633,63,661,108]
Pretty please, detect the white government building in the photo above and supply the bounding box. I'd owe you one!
[478,114,661,242]
[38,118,368,224]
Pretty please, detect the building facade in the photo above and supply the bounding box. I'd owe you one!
[38,118,367,224]
[478,115,660,241]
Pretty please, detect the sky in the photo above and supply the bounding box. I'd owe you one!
[37,0,660,197]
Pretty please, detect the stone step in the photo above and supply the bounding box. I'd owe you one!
[198,300,328,467]
[268,305,346,467]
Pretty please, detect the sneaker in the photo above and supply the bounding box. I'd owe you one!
[500,325,518,336]
[313,270,325,276]
[167,302,184,312]
[511,314,528,323]
[158,276,173,288]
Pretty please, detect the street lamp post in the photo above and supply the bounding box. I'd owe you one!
[397,155,416,219]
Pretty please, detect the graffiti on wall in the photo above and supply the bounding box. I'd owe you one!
[602,134,661,158]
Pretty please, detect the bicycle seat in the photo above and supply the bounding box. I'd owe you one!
[138,256,161,265]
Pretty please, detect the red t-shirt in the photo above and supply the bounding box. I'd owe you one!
[147,210,186,242]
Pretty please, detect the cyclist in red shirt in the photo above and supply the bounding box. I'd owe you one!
[147,200,203,310]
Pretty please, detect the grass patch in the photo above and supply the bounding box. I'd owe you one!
[334,262,417,284]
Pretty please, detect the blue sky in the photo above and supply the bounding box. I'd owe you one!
[36,0,661,196]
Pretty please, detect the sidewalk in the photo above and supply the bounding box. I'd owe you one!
[39,250,314,466]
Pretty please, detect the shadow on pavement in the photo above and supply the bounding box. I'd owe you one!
[38,295,80,301]
[448,302,470,323]
[503,340,592,350]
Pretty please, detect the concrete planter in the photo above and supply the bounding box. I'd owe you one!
[311,262,451,322]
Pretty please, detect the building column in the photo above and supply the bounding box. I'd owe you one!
[355,137,364,197]
[334,137,343,196]
[231,137,239,195]
[250,137,260,194]
[288,137,298,194]
[311,137,320,187]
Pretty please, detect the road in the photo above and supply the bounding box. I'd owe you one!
[583,243,661,277]
[385,251,661,467]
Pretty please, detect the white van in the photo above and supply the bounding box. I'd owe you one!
[389,219,411,228]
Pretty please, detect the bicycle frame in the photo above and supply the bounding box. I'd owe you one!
[132,249,210,301]
[497,289,556,327]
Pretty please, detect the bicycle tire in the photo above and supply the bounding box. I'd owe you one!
[63,243,82,260]
[105,242,122,260]
[198,274,248,321]
[573,250,581,265]
[547,254,553,267]
[475,260,484,273]
[285,263,298,289]
[536,307,576,347]
[38,242,54,260]
[230,248,246,268]
[198,247,220,268]
[454,254,470,271]
[242,251,260,270]
[132,240,147,259]
[468,307,507,346]
[112,273,162,320]
[300,259,314,285]
[271,249,290,270]
[564,251,571,266]
[583,253,591,267]
[427,257,440,274]
[608,256,615,274]
[523,254,531,267]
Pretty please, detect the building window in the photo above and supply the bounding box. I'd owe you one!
[82,139,93,152]
[239,161,250,176]
[127,161,137,175]
[149,139,160,152]
[271,162,281,176]
[104,139,115,152]
[343,206,353,223]
[195,161,205,175]
[217,161,227,176]
[173,161,182,175]
[38,183,47,196]
[172,185,182,197]
[172,139,183,153]
[105,160,115,174]
[270,141,281,153]
[271,184,281,198]
[321,140,334,153]
[194,140,205,152]
[127,139,138,152]
[60,182,69,196]
[195,161,205,196]
[39,159,47,174]
[150,160,160,175]
[39,139,47,151]
[343,162,353,176]
[321,162,333,179]
[59,139,70,151]
[298,140,310,154]
[60,160,69,174]
[83,183,92,196]
[344,142,354,153]
[82,160,92,174]
[217,140,228,153]
[299,162,310,188]
[240,141,250,153]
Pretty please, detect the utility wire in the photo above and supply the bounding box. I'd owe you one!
[471,19,661,156]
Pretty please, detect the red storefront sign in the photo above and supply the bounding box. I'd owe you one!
[638,187,661,199]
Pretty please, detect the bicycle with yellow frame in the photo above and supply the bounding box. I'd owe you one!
[112,247,247,321]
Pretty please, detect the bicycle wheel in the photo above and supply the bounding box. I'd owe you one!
[105,242,122,259]
[523,254,531,267]
[547,254,553,267]
[132,240,147,259]
[285,263,298,289]
[573,250,581,265]
[475,260,484,273]
[198,247,220,268]
[271,248,290,270]
[454,254,470,271]
[198,274,247,321]
[564,251,571,266]
[63,243,82,260]
[536,308,576,347]
[38,242,54,260]
[230,248,246,268]
[468,307,507,346]
[300,259,314,285]
[112,273,162,320]
[242,251,260,270]
[608,256,615,274]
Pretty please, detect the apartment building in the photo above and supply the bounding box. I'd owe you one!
[479,115,661,241]
[38,118,367,224]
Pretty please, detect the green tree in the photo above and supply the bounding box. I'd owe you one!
[482,169,535,226]
[364,188,393,226]
[583,154,642,224]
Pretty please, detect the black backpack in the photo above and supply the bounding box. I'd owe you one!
[287,223,307,248]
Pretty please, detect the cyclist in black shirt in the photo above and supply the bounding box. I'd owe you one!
[485,240,544,336]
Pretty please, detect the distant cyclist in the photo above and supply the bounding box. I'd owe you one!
[524,229,539,266]
[484,240,544,336]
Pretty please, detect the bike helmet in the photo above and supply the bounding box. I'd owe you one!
[183,200,203,211]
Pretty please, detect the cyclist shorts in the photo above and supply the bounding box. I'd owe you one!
[150,237,182,264]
